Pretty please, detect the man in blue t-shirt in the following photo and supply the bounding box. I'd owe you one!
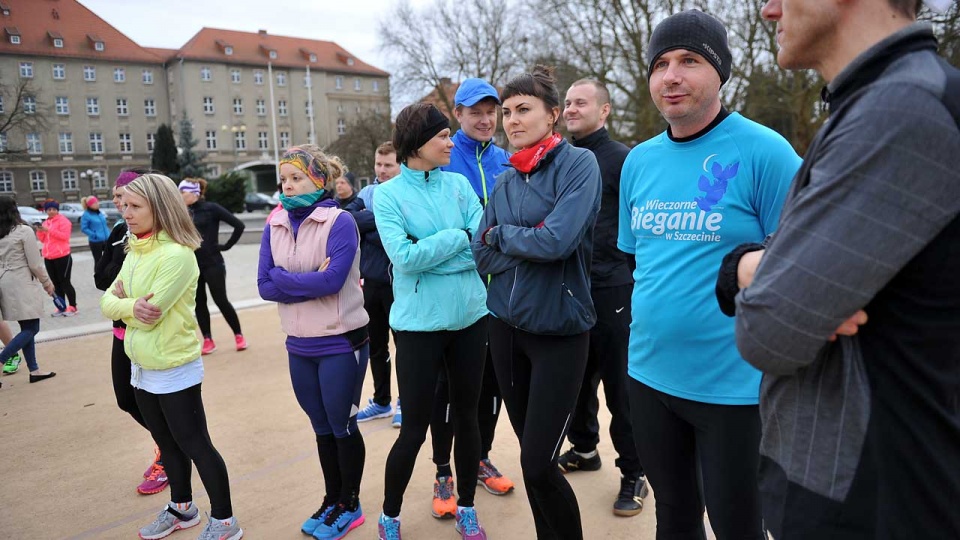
[617,10,801,538]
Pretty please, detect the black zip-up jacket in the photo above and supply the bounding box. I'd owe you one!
[187,200,245,270]
[94,220,128,329]
[472,140,602,336]
[571,127,634,288]
[343,192,391,284]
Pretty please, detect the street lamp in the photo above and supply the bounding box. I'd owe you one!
[79,168,100,193]
[221,124,247,170]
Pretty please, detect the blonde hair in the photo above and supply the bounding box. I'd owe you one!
[81,196,90,210]
[124,174,202,251]
[290,144,346,190]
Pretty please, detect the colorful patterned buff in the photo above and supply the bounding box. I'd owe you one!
[279,148,327,190]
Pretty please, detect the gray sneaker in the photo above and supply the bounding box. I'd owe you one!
[196,514,243,540]
[139,503,201,539]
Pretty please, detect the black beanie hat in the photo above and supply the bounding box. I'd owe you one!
[647,9,732,85]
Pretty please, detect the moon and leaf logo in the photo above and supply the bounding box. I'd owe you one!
[695,160,739,212]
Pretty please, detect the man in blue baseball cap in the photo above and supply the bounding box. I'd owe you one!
[425,78,515,518]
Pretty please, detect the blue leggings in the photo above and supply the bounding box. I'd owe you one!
[289,346,369,437]
[0,319,40,371]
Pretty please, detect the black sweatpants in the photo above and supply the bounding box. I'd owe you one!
[111,336,146,429]
[195,263,242,338]
[134,383,234,519]
[432,346,502,465]
[382,319,486,517]
[363,281,394,406]
[488,317,589,540]
[567,284,641,475]
[89,241,105,266]
[44,254,77,307]
[627,378,764,540]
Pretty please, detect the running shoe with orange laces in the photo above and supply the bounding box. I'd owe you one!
[138,448,169,495]
[476,458,514,495]
[431,476,457,519]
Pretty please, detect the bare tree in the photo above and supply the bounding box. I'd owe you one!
[326,112,394,179]
[0,79,51,155]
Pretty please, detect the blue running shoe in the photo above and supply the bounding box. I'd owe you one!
[313,503,364,539]
[377,513,401,540]
[357,398,393,423]
[302,499,335,535]
[455,506,487,540]
[391,399,402,428]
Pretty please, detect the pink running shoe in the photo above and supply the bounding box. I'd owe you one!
[143,448,161,478]
[201,338,216,355]
[138,451,168,495]
[235,334,247,351]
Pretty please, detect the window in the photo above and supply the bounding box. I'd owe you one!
[92,170,108,189]
[257,131,268,150]
[203,96,214,115]
[142,69,153,84]
[9,35,19,45]
[94,41,104,52]
[23,96,36,114]
[373,80,380,92]
[119,133,132,153]
[55,97,69,115]
[335,76,343,90]
[279,131,290,149]
[254,70,264,85]
[305,101,313,116]
[0,133,6,152]
[269,50,277,59]
[200,67,212,81]
[230,69,241,83]
[232,98,243,115]
[116,98,128,116]
[26,133,41,155]
[89,132,104,154]
[309,53,317,62]
[61,169,78,191]
[114,67,125,82]
[304,74,311,88]
[205,130,217,150]
[30,171,46,192]
[58,132,73,154]
[52,64,66,80]
[0,96,3,114]
[146,133,156,152]
[83,66,96,81]
[354,78,361,91]
[256,99,266,116]
[234,131,246,150]
[144,99,156,117]
[224,46,233,56]
[276,72,287,86]
[86,97,100,115]
[19,62,33,78]
[277,100,288,116]
[337,118,346,135]
[0,171,12,193]
[337,104,343,113]
[53,38,64,48]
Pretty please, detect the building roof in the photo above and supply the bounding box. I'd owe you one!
[144,47,178,62]
[0,0,164,64]
[176,27,389,76]
[420,79,461,118]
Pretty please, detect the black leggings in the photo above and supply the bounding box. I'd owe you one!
[44,254,77,307]
[89,241,105,265]
[488,317,589,540]
[382,319,486,517]
[111,336,147,429]
[627,378,764,540]
[195,264,242,338]
[135,383,234,519]
[432,346,501,465]
[363,281,394,406]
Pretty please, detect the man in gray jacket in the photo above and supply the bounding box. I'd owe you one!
[719,0,960,536]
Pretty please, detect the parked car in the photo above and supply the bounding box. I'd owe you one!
[97,201,122,224]
[245,192,278,212]
[18,206,45,228]
[58,202,84,224]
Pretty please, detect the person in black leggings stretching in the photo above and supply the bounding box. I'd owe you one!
[472,66,601,540]
[178,178,246,355]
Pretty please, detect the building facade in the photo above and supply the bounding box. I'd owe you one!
[0,0,389,204]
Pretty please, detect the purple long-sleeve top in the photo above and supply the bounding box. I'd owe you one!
[257,198,364,356]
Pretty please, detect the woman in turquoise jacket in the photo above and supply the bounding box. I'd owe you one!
[375,103,488,540]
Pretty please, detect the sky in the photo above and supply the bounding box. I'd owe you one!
[80,0,428,75]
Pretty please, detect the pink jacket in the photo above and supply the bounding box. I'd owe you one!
[37,213,72,259]
[268,206,368,337]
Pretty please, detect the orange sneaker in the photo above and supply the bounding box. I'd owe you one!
[432,476,457,519]
[477,458,515,495]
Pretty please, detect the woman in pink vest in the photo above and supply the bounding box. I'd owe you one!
[257,145,370,540]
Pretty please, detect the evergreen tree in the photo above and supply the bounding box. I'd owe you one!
[151,124,178,176]
[176,113,206,180]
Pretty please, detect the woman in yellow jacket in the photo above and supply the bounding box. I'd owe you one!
[100,174,243,540]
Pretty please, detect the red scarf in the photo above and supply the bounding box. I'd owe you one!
[509,132,563,174]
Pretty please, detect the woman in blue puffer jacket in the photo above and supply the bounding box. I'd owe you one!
[80,196,111,264]
[374,103,488,540]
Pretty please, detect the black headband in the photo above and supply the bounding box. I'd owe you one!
[412,105,451,152]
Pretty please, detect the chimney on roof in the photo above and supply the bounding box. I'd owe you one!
[258,29,267,36]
